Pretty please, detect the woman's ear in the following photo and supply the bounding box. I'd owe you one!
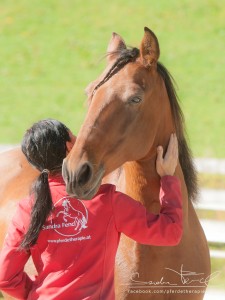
[66,141,73,154]
[66,132,76,154]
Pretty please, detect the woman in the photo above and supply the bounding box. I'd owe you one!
[0,119,182,300]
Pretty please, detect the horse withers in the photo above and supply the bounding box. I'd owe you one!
[63,27,211,299]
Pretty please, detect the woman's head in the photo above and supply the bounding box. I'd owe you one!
[21,119,71,175]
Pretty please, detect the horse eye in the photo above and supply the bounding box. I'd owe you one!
[130,97,142,104]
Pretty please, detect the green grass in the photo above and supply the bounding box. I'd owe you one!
[0,0,225,157]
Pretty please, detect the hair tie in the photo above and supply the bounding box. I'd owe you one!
[42,169,50,175]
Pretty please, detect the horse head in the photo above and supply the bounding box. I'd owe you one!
[63,27,179,199]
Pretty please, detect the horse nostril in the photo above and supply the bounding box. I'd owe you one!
[77,163,93,187]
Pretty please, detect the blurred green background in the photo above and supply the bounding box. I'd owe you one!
[0,0,224,157]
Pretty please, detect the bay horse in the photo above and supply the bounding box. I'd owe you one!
[62,27,211,299]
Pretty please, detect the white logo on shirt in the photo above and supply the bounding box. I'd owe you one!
[43,196,88,237]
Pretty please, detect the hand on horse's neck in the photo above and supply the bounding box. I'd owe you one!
[123,157,186,210]
[123,131,187,214]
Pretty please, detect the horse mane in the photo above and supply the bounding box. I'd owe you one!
[157,62,199,202]
[94,47,198,202]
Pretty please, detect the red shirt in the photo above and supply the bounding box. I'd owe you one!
[0,176,182,300]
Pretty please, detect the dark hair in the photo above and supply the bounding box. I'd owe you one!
[20,119,71,249]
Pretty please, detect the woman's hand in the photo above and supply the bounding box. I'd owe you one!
[156,133,179,177]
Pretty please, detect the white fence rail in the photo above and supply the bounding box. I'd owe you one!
[196,188,225,259]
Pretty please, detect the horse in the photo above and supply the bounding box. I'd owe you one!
[62,27,211,299]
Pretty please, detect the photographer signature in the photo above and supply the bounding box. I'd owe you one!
[128,264,220,287]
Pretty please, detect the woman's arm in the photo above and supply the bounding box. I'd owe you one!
[111,133,183,246]
[111,176,182,246]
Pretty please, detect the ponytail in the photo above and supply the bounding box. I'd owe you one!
[20,172,53,249]
[20,118,71,250]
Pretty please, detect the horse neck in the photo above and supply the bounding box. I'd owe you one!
[122,159,160,212]
[124,78,188,212]
[121,97,188,220]
[114,77,189,222]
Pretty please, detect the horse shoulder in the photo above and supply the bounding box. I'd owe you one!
[0,147,39,248]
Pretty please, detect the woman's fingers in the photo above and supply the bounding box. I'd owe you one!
[165,133,176,160]
[156,133,179,177]
[156,146,164,164]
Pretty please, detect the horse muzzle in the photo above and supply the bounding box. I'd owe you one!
[62,159,105,200]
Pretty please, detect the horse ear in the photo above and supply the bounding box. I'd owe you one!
[140,27,160,68]
[107,32,126,64]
